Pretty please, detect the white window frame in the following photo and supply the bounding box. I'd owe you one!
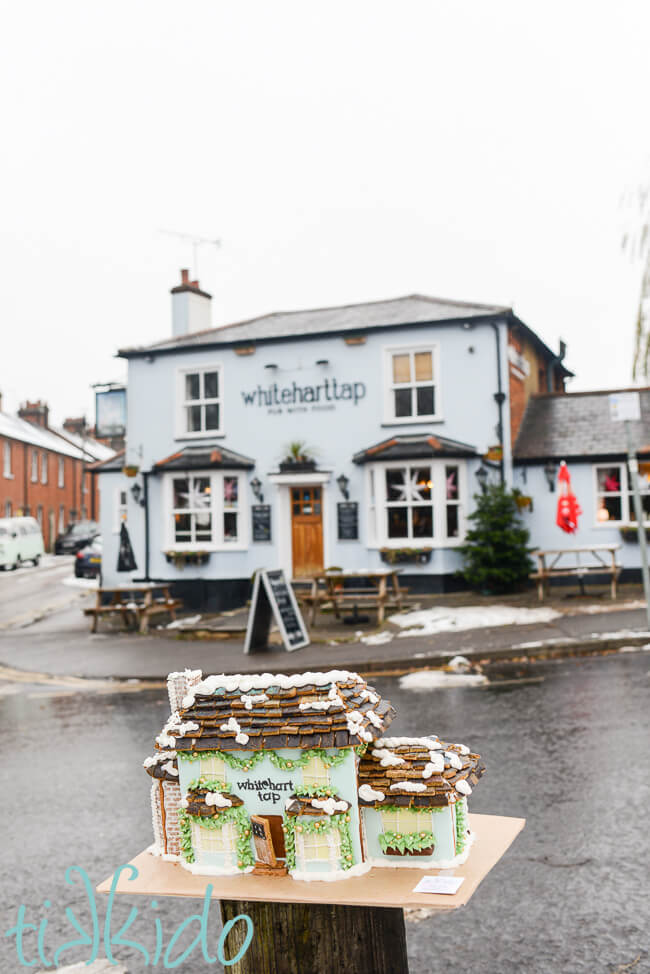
[366,460,467,548]
[382,343,442,425]
[380,808,433,833]
[192,821,237,863]
[593,462,650,526]
[3,440,12,479]
[58,505,65,533]
[114,487,128,533]
[296,826,341,870]
[197,755,227,783]
[164,469,248,552]
[41,453,48,485]
[31,450,38,483]
[175,364,224,440]
[58,456,65,488]
[300,756,331,789]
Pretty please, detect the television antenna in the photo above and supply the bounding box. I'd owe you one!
[158,229,221,280]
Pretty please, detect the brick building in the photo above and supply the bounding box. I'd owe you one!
[0,399,115,551]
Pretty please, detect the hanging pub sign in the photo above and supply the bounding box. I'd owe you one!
[252,504,272,542]
[244,568,309,654]
[337,501,359,540]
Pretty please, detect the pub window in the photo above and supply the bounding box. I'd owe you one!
[370,461,465,546]
[380,808,432,833]
[223,476,239,542]
[172,476,212,544]
[385,346,439,422]
[594,465,625,524]
[198,755,227,783]
[58,505,65,533]
[385,465,434,541]
[192,821,236,857]
[626,461,650,524]
[178,365,222,437]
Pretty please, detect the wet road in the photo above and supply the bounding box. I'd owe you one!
[0,554,79,630]
[1,652,648,973]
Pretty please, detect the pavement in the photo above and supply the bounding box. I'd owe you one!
[1,571,650,680]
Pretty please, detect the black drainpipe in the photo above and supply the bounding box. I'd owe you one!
[143,471,150,581]
[490,320,506,484]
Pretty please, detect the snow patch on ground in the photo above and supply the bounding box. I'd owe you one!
[390,605,561,637]
[167,615,202,629]
[360,630,394,645]
[399,670,488,691]
[62,576,98,590]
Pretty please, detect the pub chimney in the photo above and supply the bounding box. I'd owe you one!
[171,269,212,337]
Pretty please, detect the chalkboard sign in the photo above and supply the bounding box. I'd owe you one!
[337,502,359,540]
[252,504,272,542]
[244,568,310,654]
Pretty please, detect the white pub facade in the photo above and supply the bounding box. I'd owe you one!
[97,273,569,609]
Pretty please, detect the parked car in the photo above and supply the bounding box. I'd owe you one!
[75,536,102,579]
[0,517,45,570]
[54,520,100,555]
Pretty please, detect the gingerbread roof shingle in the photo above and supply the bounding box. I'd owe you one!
[358,736,485,808]
[156,670,396,753]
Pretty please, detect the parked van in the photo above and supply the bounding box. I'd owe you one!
[0,517,45,570]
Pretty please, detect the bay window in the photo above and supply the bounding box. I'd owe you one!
[384,345,439,423]
[369,461,465,545]
[177,365,222,437]
[167,471,245,549]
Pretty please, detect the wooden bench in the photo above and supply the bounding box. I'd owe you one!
[531,545,622,601]
[302,569,407,625]
[85,585,183,634]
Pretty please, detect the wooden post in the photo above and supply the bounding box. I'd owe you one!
[220,900,409,974]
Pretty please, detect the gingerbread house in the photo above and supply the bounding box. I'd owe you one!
[144,669,485,880]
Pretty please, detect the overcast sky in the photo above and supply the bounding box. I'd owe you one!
[2,1,650,425]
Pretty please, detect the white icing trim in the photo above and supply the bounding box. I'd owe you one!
[181,670,365,707]
[445,752,463,771]
[311,797,348,815]
[377,736,441,748]
[366,830,475,870]
[205,791,232,808]
[240,693,269,710]
[288,862,371,882]
[359,783,385,802]
[180,861,255,876]
[455,779,472,796]
[371,748,406,767]
[389,781,427,793]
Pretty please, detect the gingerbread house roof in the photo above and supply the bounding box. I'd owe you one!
[156,670,396,753]
[143,750,179,783]
[358,736,485,808]
[284,793,352,818]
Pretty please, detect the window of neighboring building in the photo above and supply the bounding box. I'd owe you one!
[301,756,330,788]
[58,457,64,488]
[384,346,439,423]
[5,500,11,517]
[81,506,88,520]
[177,366,222,437]
[41,453,48,485]
[31,450,38,483]
[167,472,245,549]
[3,440,12,478]
[36,505,43,527]
[58,505,65,533]
[369,461,465,546]
[594,462,650,525]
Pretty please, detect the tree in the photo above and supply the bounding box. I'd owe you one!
[460,485,534,593]
[621,182,650,380]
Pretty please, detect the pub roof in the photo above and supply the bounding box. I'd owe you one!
[156,670,396,754]
[152,444,255,472]
[358,736,485,809]
[353,433,478,464]
[119,294,511,358]
[514,389,650,462]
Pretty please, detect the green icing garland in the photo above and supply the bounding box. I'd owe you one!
[293,784,338,798]
[179,806,255,870]
[187,776,229,793]
[455,796,468,854]
[378,830,435,854]
[179,747,350,772]
[282,812,355,873]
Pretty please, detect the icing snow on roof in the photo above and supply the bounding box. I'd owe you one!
[358,736,485,808]
[165,670,396,753]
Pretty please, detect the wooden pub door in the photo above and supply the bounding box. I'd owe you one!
[291,486,324,578]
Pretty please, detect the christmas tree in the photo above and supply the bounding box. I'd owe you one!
[460,484,533,593]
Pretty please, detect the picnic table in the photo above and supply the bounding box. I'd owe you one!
[531,544,622,601]
[84,583,183,634]
[300,568,407,625]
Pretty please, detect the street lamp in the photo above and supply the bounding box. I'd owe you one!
[475,466,488,494]
[544,461,558,492]
[130,482,145,507]
[336,474,350,500]
[250,477,264,503]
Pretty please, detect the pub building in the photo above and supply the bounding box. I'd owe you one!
[96,271,571,609]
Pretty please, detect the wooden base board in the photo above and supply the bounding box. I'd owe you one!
[97,813,524,911]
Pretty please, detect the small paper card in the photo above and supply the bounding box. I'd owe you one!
[413,875,465,895]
